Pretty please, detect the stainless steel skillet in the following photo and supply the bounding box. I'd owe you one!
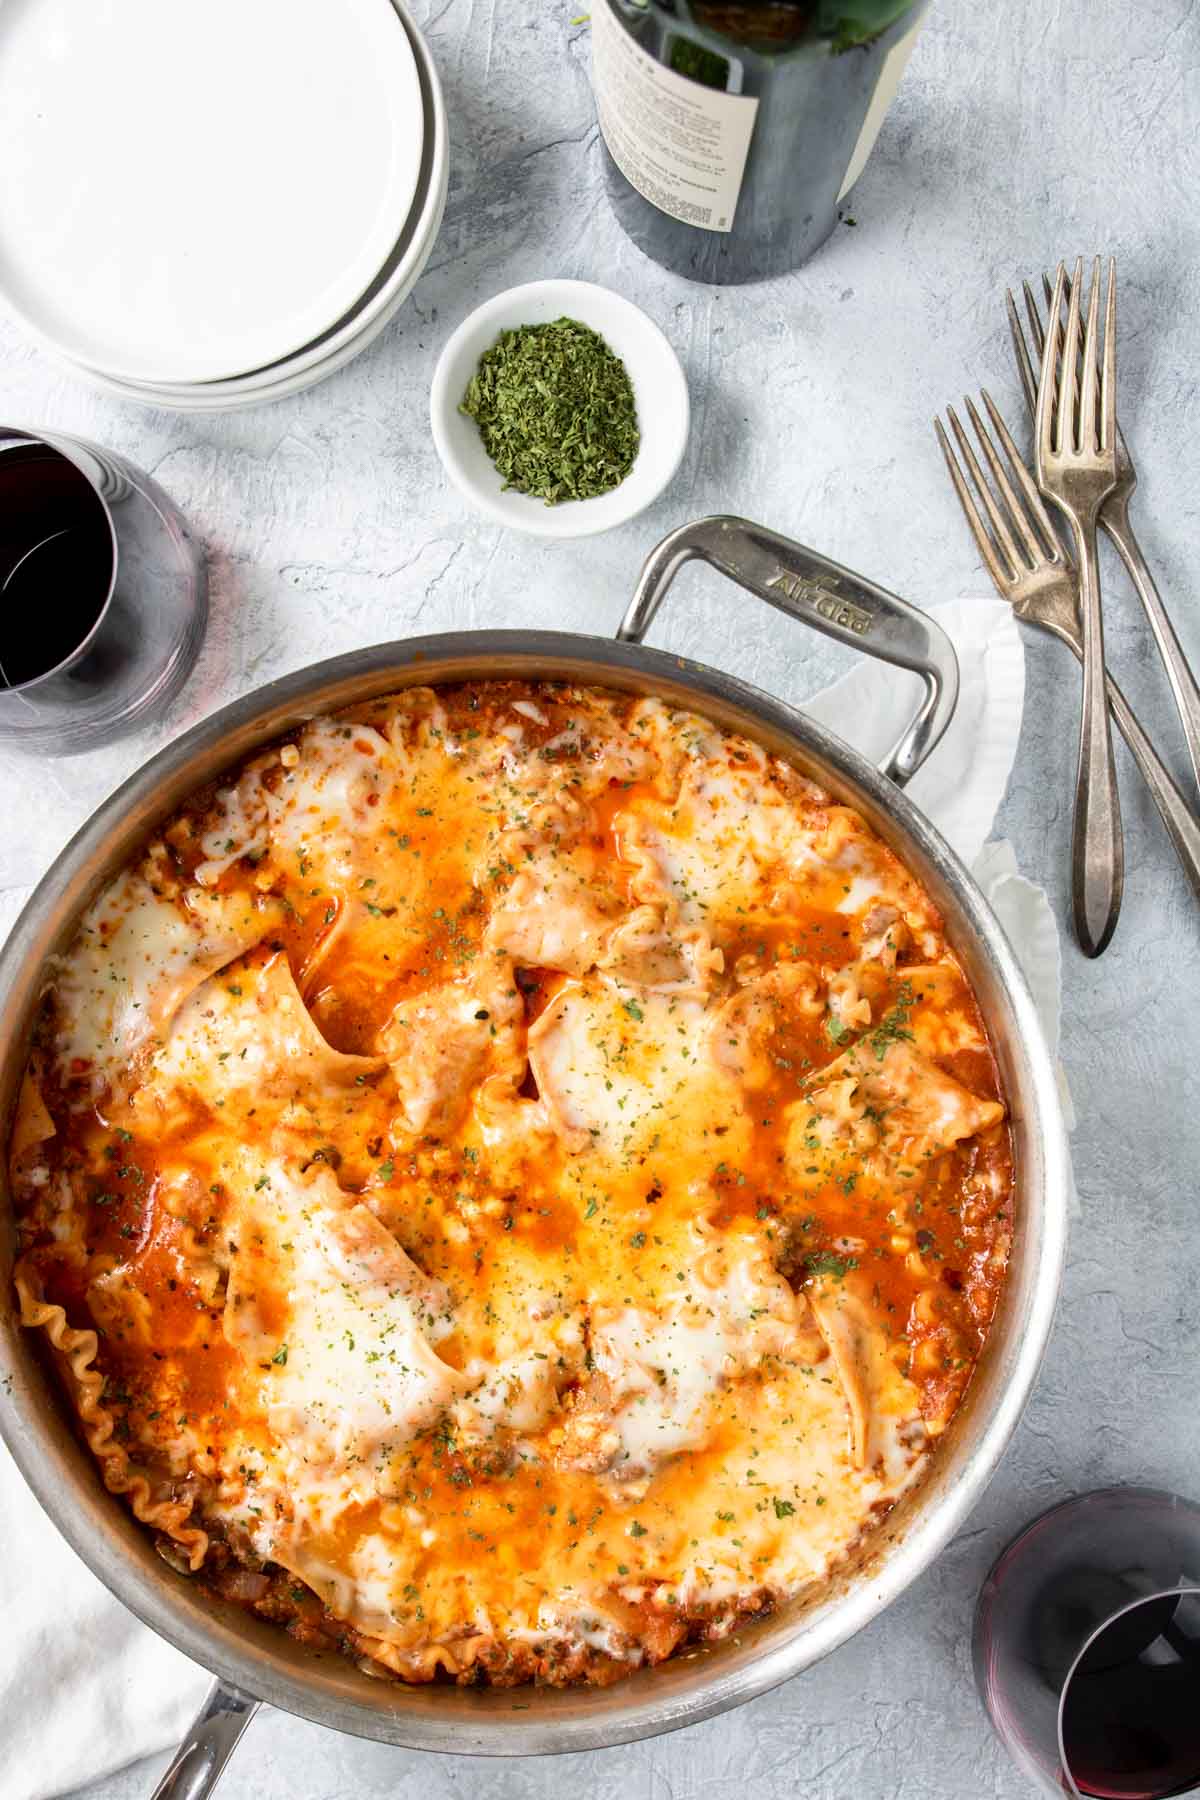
[0,518,1069,1794]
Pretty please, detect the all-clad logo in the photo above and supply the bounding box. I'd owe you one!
[766,570,874,636]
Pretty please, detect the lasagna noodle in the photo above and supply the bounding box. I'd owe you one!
[15,1271,208,1568]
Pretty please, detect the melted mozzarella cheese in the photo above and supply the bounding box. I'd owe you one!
[624,1359,918,1600]
[151,949,382,1116]
[508,1600,637,1661]
[224,1165,463,1514]
[454,1318,585,1438]
[484,862,619,975]
[54,869,279,1094]
[625,759,821,925]
[271,718,398,890]
[528,977,742,1156]
[192,761,275,888]
[598,905,723,997]
[902,962,992,1058]
[589,1235,803,1476]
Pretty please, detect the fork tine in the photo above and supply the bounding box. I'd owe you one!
[1024,279,1047,357]
[1044,262,1079,331]
[979,388,1066,564]
[1039,271,1061,405]
[1058,256,1085,454]
[1079,255,1103,451]
[1043,264,1088,400]
[1047,261,1123,459]
[1038,262,1067,469]
[1043,265,1074,312]
[1100,257,1117,454]
[945,401,1026,575]
[1006,288,1039,420]
[934,415,1014,593]
[963,394,1042,567]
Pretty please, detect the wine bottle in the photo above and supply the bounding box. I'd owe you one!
[590,0,930,284]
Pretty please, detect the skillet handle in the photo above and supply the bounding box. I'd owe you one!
[618,515,959,788]
[149,1680,259,1800]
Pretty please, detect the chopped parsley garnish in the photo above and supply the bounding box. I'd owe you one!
[866,980,915,1059]
[804,1250,859,1280]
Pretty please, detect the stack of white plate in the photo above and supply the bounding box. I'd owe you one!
[0,0,447,412]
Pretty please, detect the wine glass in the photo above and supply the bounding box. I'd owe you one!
[0,424,206,754]
[974,1487,1200,1798]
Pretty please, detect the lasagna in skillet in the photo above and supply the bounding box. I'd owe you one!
[9,683,1014,1687]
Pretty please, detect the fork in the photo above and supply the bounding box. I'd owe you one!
[1034,257,1123,956]
[935,392,1200,905]
[1008,269,1200,805]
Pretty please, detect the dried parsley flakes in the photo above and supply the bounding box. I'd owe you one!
[459,316,639,505]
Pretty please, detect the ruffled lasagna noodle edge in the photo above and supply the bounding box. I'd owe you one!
[14,1265,209,1570]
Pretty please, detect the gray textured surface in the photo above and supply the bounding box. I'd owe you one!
[1,0,1197,1794]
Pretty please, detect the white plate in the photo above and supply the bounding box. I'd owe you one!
[62,33,448,416]
[0,0,423,385]
[429,280,690,540]
[94,0,446,406]
[69,154,447,413]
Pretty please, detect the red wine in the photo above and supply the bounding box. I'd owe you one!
[1060,1591,1200,1800]
[974,1489,1200,1800]
[591,0,929,283]
[0,441,113,688]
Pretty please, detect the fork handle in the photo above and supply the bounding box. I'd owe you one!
[1051,618,1200,903]
[1101,496,1200,803]
[1105,672,1200,904]
[1070,511,1125,956]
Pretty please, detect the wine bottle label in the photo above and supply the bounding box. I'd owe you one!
[592,0,759,235]
[837,9,927,201]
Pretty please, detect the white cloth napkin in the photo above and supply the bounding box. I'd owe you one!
[0,598,1063,1800]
